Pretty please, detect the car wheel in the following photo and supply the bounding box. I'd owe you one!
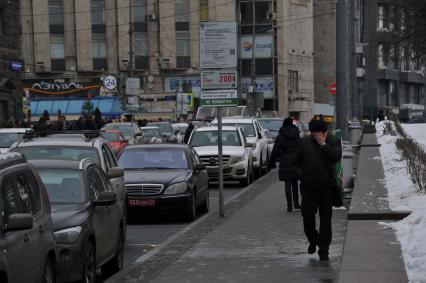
[186,194,197,221]
[255,154,263,179]
[82,242,96,283]
[198,190,209,214]
[41,257,55,283]
[240,166,251,186]
[101,228,124,277]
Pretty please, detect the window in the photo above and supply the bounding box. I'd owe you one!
[176,31,190,68]
[24,171,41,214]
[134,32,148,69]
[48,0,64,26]
[288,70,299,94]
[255,2,270,24]
[133,0,147,22]
[377,44,385,69]
[1,176,20,220]
[240,2,253,25]
[175,0,189,23]
[377,5,385,30]
[91,0,105,25]
[92,33,107,58]
[200,0,208,21]
[50,34,65,59]
[88,166,106,200]
[16,174,34,215]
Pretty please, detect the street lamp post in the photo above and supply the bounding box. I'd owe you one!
[336,0,348,139]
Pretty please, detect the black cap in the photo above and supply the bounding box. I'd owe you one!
[309,119,328,132]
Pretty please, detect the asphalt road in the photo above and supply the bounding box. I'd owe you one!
[97,182,246,282]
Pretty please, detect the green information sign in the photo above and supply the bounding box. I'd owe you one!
[200,89,238,107]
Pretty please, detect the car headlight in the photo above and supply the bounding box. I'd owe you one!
[54,226,82,244]
[164,182,188,195]
[230,154,245,164]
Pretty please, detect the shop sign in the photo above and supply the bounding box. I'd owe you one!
[164,76,201,94]
[241,77,274,99]
[200,89,238,107]
[32,81,84,91]
[240,35,273,59]
[201,70,238,89]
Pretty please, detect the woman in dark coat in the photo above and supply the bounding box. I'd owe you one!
[269,117,301,212]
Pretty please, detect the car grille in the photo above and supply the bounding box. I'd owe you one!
[199,155,230,166]
[126,184,164,196]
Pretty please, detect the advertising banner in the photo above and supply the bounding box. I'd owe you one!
[240,35,273,59]
[199,22,238,69]
[201,70,238,89]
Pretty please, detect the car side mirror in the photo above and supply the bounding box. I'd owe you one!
[194,163,206,170]
[245,142,254,148]
[94,191,117,206]
[134,133,142,137]
[108,167,124,178]
[5,214,33,232]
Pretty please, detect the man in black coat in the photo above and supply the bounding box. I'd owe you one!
[269,117,301,212]
[184,121,195,144]
[293,118,342,261]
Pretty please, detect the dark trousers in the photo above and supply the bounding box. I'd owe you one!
[284,179,299,207]
[301,186,333,254]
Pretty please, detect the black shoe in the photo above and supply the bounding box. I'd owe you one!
[287,206,293,212]
[318,250,329,261]
[308,243,316,254]
[294,203,301,209]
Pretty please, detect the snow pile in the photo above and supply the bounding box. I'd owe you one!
[376,121,426,282]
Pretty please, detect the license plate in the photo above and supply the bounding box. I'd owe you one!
[128,199,156,207]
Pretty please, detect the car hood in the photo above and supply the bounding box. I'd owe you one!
[124,169,191,186]
[51,203,89,231]
[193,146,245,156]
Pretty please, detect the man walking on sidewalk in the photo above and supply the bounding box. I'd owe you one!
[293,118,342,261]
[269,117,301,212]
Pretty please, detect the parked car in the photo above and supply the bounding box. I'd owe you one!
[30,158,125,282]
[211,117,269,178]
[101,130,129,156]
[117,144,209,220]
[0,128,32,153]
[0,153,56,283]
[257,118,283,140]
[188,126,254,186]
[9,131,127,226]
[140,127,162,144]
[101,122,143,144]
[147,122,181,143]
[406,117,426,124]
[172,123,188,136]
[263,129,275,160]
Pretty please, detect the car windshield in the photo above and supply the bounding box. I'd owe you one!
[221,123,256,137]
[102,124,134,138]
[142,129,161,138]
[102,132,120,142]
[258,120,283,131]
[190,130,242,147]
[0,132,26,147]
[118,148,188,169]
[147,123,173,134]
[13,146,100,164]
[38,169,86,204]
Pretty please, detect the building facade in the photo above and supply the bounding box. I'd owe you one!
[0,0,23,125]
[356,0,426,120]
[21,0,314,120]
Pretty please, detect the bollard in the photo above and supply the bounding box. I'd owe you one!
[348,119,362,146]
[342,142,355,189]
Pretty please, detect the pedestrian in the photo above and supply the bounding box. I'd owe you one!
[269,117,301,212]
[293,118,342,261]
[184,121,194,144]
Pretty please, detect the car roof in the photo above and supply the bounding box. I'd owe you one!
[0,152,27,171]
[29,158,96,170]
[124,144,189,150]
[12,134,104,148]
[194,126,238,131]
[0,128,32,133]
[257,118,283,121]
[212,117,255,123]
[148,122,171,125]
[140,126,159,130]
[103,122,135,126]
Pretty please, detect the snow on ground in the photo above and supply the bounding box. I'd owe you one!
[376,121,426,282]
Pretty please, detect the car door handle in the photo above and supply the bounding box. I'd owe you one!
[39,225,44,234]
[24,234,30,243]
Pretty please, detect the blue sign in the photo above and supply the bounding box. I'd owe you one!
[10,61,23,72]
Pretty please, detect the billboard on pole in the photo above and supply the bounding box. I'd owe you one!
[201,70,238,89]
[199,22,238,69]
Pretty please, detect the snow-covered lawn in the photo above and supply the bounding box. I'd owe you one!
[376,121,426,282]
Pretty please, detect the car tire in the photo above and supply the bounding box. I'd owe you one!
[82,242,96,283]
[255,154,263,179]
[101,228,124,277]
[185,194,197,221]
[41,257,56,283]
[198,190,209,214]
[240,164,251,186]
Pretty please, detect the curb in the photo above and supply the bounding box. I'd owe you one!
[106,170,279,283]
[347,210,411,220]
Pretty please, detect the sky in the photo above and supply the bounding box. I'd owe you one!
[376,121,426,283]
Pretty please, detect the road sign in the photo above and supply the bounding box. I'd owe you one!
[176,93,189,115]
[103,75,117,90]
[126,78,140,96]
[201,70,238,89]
[329,82,337,95]
[199,22,238,69]
[125,96,139,111]
[200,89,238,107]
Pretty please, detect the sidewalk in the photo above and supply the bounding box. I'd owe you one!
[147,174,347,282]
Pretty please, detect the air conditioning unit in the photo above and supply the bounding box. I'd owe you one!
[267,12,276,22]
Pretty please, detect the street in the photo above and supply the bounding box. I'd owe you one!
[98,183,246,282]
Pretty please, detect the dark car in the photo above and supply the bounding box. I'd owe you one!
[0,153,56,283]
[147,122,180,143]
[30,159,125,283]
[101,122,143,144]
[118,144,209,220]
[101,130,129,156]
